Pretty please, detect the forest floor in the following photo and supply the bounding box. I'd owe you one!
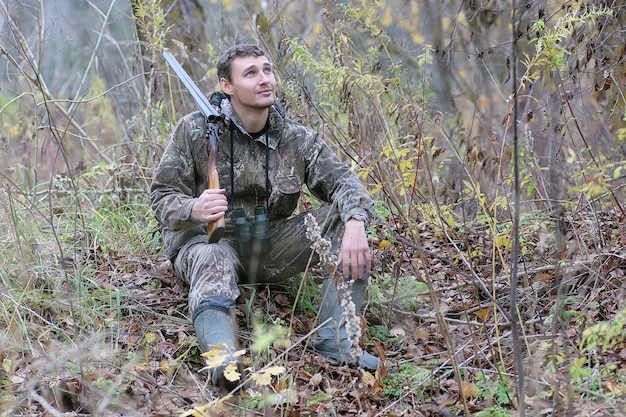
[4,207,626,416]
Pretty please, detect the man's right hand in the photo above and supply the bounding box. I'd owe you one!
[191,188,228,223]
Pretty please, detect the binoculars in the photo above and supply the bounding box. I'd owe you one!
[233,205,272,257]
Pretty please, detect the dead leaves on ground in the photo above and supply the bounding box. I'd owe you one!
[5,208,626,416]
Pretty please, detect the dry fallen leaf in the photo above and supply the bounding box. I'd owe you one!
[223,362,241,382]
[360,370,377,388]
[201,348,230,369]
[274,293,291,307]
[251,371,272,386]
[413,328,430,342]
[439,394,458,408]
[603,380,623,395]
[265,365,286,375]
[251,366,285,386]
[461,382,478,399]
[474,308,491,322]
[309,373,323,387]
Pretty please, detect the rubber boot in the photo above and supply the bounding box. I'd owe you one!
[192,296,241,389]
[312,277,381,370]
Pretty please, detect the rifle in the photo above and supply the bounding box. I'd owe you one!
[163,52,225,243]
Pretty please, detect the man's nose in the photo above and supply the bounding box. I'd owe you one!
[259,72,272,85]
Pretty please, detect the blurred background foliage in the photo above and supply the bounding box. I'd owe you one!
[0,0,624,216]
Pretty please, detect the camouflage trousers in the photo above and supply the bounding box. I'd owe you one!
[173,204,345,316]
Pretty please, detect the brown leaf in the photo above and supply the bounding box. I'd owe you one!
[274,293,291,307]
[439,394,458,408]
[425,345,440,354]
[413,328,429,342]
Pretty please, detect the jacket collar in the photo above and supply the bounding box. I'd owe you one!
[219,98,282,150]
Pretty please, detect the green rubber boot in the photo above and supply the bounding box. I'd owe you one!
[192,296,241,389]
[312,277,381,370]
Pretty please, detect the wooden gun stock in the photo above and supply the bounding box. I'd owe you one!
[207,134,225,243]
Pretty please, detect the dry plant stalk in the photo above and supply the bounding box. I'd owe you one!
[304,213,363,362]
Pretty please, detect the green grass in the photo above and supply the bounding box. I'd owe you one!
[0,176,166,413]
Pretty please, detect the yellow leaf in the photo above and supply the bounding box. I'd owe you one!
[159,360,177,377]
[242,355,253,366]
[360,370,377,387]
[180,396,232,417]
[604,380,622,395]
[446,214,456,228]
[265,365,285,376]
[250,366,285,386]
[232,349,247,358]
[223,362,241,382]
[378,240,391,248]
[461,382,478,398]
[494,232,511,249]
[201,347,230,369]
[179,405,210,417]
[370,183,383,195]
[133,362,151,372]
[474,308,491,322]
[251,371,273,386]
[143,332,157,344]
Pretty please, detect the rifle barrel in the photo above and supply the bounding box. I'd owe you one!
[163,52,222,121]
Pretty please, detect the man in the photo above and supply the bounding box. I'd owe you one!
[151,44,381,388]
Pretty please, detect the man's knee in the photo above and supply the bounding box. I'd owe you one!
[174,241,241,304]
[176,241,239,276]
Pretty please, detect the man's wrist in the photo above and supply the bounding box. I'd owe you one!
[347,213,368,226]
[349,213,367,221]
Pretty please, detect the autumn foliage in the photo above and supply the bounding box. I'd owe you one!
[1,0,626,416]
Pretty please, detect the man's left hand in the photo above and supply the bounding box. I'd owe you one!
[338,219,371,280]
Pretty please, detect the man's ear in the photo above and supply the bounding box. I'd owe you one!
[220,77,233,96]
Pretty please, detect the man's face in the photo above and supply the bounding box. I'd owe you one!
[221,55,276,112]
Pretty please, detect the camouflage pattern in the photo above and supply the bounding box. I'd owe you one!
[151,97,374,315]
[174,205,345,314]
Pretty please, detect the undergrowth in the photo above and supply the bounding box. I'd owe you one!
[1,0,626,416]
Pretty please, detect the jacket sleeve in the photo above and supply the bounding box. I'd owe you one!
[300,127,374,225]
[150,114,204,231]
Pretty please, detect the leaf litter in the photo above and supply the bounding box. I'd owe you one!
[2,210,626,416]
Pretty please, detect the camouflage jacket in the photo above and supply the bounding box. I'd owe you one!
[150,97,374,260]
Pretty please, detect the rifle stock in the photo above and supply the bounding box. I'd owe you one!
[206,126,225,243]
[163,52,225,243]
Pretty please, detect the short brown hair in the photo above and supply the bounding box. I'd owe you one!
[216,44,267,81]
